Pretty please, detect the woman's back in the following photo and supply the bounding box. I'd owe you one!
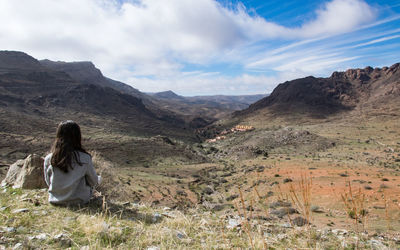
[44,151,98,205]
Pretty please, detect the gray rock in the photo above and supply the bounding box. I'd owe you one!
[254,215,273,221]
[332,229,348,235]
[147,247,160,250]
[99,222,109,233]
[176,230,187,239]
[28,233,47,241]
[271,208,298,218]
[227,218,241,229]
[281,223,292,228]
[368,239,387,250]
[277,233,288,240]
[16,227,26,233]
[161,212,175,219]
[54,233,72,247]
[292,216,308,227]
[0,227,16,233]
[63,216,77,222]
[2,154,47,189]
[32,210,48,216]
[36,233,48,240]
[152,213,162,223]
[269,200,291,208]
[12,208,29,214]
[310,205,324,213]
[12,243,23,250]
[3,159,25,185]
[212,204,225,211]
[203,187,214,195]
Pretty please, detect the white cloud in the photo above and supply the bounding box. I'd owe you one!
[0,0,380,95]
[299,0,376,37]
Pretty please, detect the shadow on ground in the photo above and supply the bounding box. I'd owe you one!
[56,196,163,225]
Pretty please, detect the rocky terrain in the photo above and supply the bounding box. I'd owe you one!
[1,51,400,248]
[1,146,399,249]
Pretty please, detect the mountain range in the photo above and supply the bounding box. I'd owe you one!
[0,50,265,166]
[0,51,190,140]
[0,51,266,135]
[2,50,399,133]
[1,50,399,161]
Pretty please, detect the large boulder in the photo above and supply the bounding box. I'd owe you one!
[2,154,47,189]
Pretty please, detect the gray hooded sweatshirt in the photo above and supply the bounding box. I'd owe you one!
[44,151,98,205]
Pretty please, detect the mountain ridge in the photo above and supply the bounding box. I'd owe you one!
[235,63,400,119]
[0,51,192,140]
[39,59,145,99]
[39,57,265,123]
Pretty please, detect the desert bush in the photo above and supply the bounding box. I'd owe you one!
[340,181,368,231]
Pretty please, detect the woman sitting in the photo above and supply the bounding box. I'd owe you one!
[44,120,99,206]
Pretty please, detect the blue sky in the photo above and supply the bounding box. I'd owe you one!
[0,0,399,95]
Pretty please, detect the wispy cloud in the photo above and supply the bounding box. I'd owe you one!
[350,34,400,48]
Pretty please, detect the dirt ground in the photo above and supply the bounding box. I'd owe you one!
[1,111,399,233]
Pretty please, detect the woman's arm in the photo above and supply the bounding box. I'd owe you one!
[85,157,99,187]
[43,155,52,187]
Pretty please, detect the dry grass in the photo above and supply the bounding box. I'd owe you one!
[340,181,368,232]
[1,182,400,249]
[90,151,130,202]
[288,173,313,225]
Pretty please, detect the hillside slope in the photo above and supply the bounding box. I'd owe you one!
[40,59,144,99]
[0,51,189,135]
[236,63,400,119]
[0,51,203,168]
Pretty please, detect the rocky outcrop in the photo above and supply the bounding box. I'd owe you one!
[2,154,47,189]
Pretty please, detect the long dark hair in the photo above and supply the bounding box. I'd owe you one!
[51,120,89,173]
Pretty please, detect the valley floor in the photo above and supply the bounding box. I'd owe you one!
[1,114,400,249]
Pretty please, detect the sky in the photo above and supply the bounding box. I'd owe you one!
[0,0,399,96]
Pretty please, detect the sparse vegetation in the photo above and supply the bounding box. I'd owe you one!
[1,54,400,248]
[340,181,368,232]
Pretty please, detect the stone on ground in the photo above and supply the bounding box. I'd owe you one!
[2,154,47,189]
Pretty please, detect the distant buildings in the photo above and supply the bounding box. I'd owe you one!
[206,125,254,143]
